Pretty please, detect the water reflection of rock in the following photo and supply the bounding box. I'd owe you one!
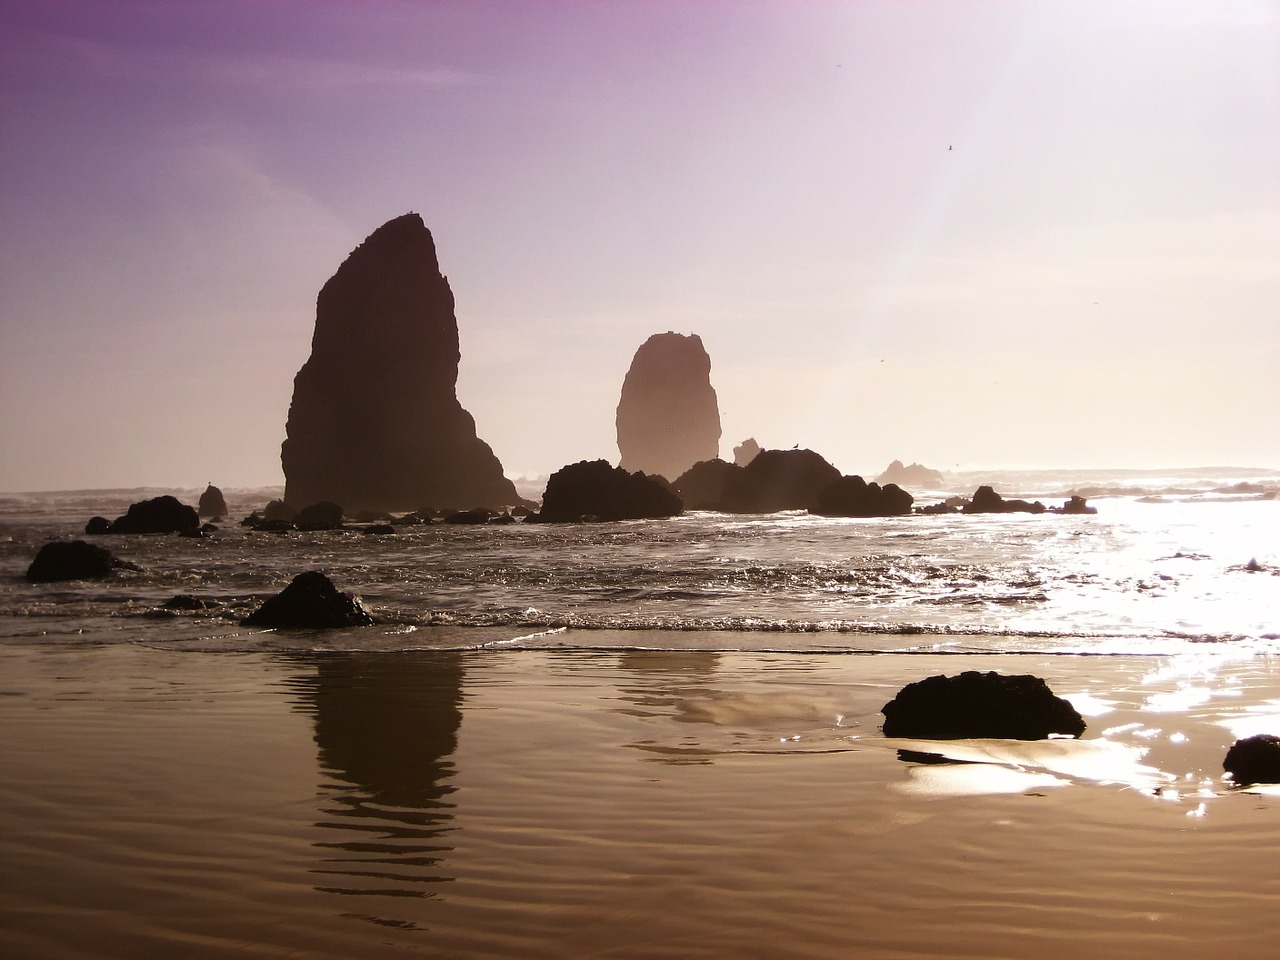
[288,652,463,901]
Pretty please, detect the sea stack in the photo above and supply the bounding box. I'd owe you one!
[281,213,520,513]
[615,332,721,482]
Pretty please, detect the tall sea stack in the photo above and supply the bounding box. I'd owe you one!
[281,213,519,512]
[615,332,721,482]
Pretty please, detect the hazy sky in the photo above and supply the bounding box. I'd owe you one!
[2,0,1277,492]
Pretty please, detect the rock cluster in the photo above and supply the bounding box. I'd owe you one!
[533,460,681,522]
[963,485,1047,515]
[281,213,520,513]
[87,495,202,535]
[813,475,913,517]
[881,671,1086,740]
[672,448,842,513]
[875,460,944,489]
[616,332,721,482]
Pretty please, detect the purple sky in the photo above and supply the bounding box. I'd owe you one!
[2,0,1277,491]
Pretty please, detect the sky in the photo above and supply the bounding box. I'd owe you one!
[1,0,1277,492]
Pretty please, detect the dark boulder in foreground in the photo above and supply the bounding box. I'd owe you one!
[963,485,1047,515]
[241,571,374,628]
[26,540,140,582]
[882,671,1086,740]
[198,483,228,518]
[616,331,721,483]
[281,212,521,513]
[812,475,913,517]
[535,460,682,522]
[1223,734,1280,785]
[109,495,201,534]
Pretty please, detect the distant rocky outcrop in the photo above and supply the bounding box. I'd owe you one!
[963,485,1047,515]
[104,495,201,534]
[616,332,721,482]
[882,671,1086,741]
[281,213,521,513]
[733,438,762,467]
[812,476,913,517]
[26,540,141,582]
[671,448,841,513]
[533,460,682,522]
[875,460,944,489]
[241,571,375,628]
[198,484,228,518]
[1054,495,1097,515]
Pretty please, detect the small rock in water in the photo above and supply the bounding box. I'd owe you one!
[241,571,375,628]
[881,670,1086,740]
[26,540,140,582]
[1223,734,1280,784]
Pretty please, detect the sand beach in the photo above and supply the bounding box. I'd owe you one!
[2,641,1278,959]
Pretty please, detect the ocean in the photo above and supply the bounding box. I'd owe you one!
[2,466,1278,959]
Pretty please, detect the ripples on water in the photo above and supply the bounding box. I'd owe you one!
[0,472,1276,654]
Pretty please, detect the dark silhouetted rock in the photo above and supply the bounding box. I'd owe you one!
[442,508,494,525]
[673,458,750,511]
[26,540,140,582]
[163,594,208,610]
[882,671,1086,740]
[281,213,521,513]
[732,448,842,513]
[733,437,762,467]
[263,499,296,523]
[616,332,721,482]
[875,460,944,489]
[295,501,344,530]
[198,484,228,518]
[85,516,113,534]
[241,571,375,628]
[963,485,1047,515]
[1224,734,1280,785]
[109,496,201,534]
[362,524,396,535]
[813,475,913,517]
[1054,495,1097,515]
[537,460,682,522]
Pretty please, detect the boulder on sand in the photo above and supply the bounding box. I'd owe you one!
[109,495,201,534]
[26,540,141,582]
[881,671,1086,740]
[535,460,682,522]
[1223,734,1280,785]
[241,571,375,628]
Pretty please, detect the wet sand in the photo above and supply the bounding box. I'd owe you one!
[1,641,1278,959]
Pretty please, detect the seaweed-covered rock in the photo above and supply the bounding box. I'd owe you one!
[812,475,913,517]
[26,540,140,582]
[881,671,1086,740]
[1223,734,1280,785]
[241,571,374,628]
[537,460,682,522]
[109,495,201,534]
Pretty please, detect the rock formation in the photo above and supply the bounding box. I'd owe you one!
[26,540,141,582]
[963,485,1047,515]
[733,438,762,467]
[534,460,682,522]
[241,571,375,628]
[733,448,841,513]
[673,458,749,511]
[812,475,913,517]
[875,460,944,489]
[198,484,228,518]
[616,332,721,482]
[881,671,1086,741]
[281,213,520,513]
[106,495,202,534]
[1224,734,1280,785]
